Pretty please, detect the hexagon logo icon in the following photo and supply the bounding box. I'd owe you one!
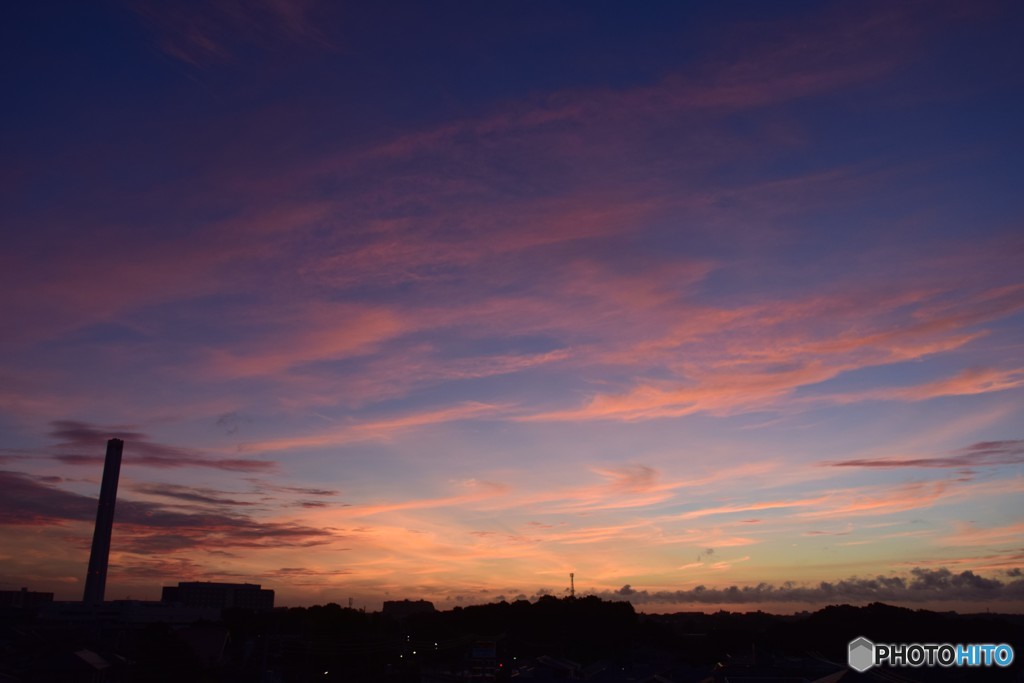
[848,636,875,672]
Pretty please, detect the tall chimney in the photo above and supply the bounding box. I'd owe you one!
[83,438,123,604]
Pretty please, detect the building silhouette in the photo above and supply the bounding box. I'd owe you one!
[83,438,123,604]
[382,599,435,619]
[0,587,54,611]
[161,582,274,611]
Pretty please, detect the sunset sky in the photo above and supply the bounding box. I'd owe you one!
[2,1,1023,613]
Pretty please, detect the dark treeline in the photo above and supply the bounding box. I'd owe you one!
[1,597,1021,682]
[220,595,638,681]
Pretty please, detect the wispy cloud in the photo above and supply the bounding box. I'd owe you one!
[830,367,1024,405]
[0,470,334,554]
[940,521,1024,548]
[830,439,1024,469]
[795,479,1023,520]
[332,479,509,518]
[240,402,509,453]
[244,479,339,497]
[130,483,257,508]
[48,420,274,472]
[514,277,1023,423]
[674,497,829,521]
[128,0,330,66]
[201,303,410,379]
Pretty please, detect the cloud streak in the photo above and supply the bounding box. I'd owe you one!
[0,470,334,554]
[129,0,330,66]
[601,568,1024,605]
[48,420,274,472]
[830,440,1024,469]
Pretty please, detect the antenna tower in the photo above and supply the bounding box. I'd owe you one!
[570,572,575,598]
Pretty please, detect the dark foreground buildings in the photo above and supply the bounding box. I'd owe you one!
[3,596,1022,682]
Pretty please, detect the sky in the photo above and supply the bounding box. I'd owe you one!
[1,0,1023,614]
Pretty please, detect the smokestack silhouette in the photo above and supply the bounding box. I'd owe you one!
[83,438,123,604]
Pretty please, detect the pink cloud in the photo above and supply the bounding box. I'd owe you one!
[331,479,509,518]
[128,0,330,66]
[837,367,1024,403]
[940,521,1024,548]
[515,277,1023,423]
[240,401,508,452]
[797,478,1024,520]
[0,201,333,350]
[203,303,409,378]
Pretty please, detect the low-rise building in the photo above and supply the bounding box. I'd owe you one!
[161,581,274,611]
